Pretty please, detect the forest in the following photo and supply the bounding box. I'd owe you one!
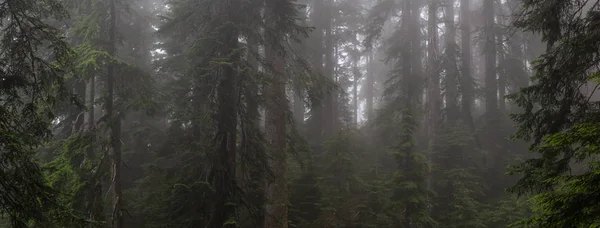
[1,0,599,227]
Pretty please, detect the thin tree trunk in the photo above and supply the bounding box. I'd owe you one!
[84,77,95,131]
[323,0,335,137]
[497,34,506,113]
[365,53,374,121]
[293,86,304,129]
[83,75,104,225]
[353,64,359,126]
[71,83,86,133]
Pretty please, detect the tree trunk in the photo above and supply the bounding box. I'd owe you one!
[107,0,123,226]
[308,0,324,154]
[410,0,422,84]
[426,0,439,198]
[365,53,374,121]
[238,37,266,227]
[497,33,506,114]
[402,1,412,226]
[84,76,95,131]
[507,0,528,112]
[460,0,475,128]
[444,0,459,125]
[83,75,104,225]
[323,0,335,137]
[484,0,497,114]
[293,86,304,129]
[353,63,359,126]
[211,28,240,228]
[264,44,288,228]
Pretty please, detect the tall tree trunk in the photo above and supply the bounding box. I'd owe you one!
[239,37,265,227]
[353,63,359,126]
[460,0,474,128]
[264,45,288,228]
[308,0,325,154]
[212,27,240,228]
[323,0,335,137]
[365,53,374,121]
[507,0,528,112]
[483,0,497,114]
[426,0,439,200]
[107,0,123,226]
[211,33,239,228]
[209,2,241,226]
[410,0,422,84]
[495,1,507,114]
[400,0,415,225]
[444,0,459,125]
[497,33,506,114]
[292,3,308,131]
[333,43,340,131]
[83,75,104,225]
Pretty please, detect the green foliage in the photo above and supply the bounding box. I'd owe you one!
[0,0,90,226]
[479,196,532,228]
[508,0,600,226]
[288,170,322,228]
[43,132,106,227]
[0,0,548,226]
[430,125,486,228]
[316,130,368,227]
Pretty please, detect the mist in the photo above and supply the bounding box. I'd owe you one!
[2,0,599,227]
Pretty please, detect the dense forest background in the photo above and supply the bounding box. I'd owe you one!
[1,0,599,227]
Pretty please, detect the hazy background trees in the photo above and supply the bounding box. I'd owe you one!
[1,0,597,227]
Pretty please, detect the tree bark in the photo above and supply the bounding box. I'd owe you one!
[210,26,240,228]
[353,63,359,126]
[264,44,288,228]
[308,0,325,154]
[365,53,374,122]
[401,0,412,225]
[426,0,440,198]
[293,86,304,129]
[497,33,506,113]
[460,0,475,128]
[484,0,497,114]
[84,75,104,225]
[323,0,336,137]
[107,0,123,226]
[444,0,459,125]
[84,76,95,131]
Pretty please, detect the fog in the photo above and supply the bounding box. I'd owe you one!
[4,0,600,227]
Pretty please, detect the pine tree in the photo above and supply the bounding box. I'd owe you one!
[0,0,87,226]
[508,0,600,226]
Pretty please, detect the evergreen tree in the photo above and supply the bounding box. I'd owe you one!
[509,0,600,227]
[0,0,87,226]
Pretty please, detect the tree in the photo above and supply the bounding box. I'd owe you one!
[508,0,600,227]
[0,0,87,226]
